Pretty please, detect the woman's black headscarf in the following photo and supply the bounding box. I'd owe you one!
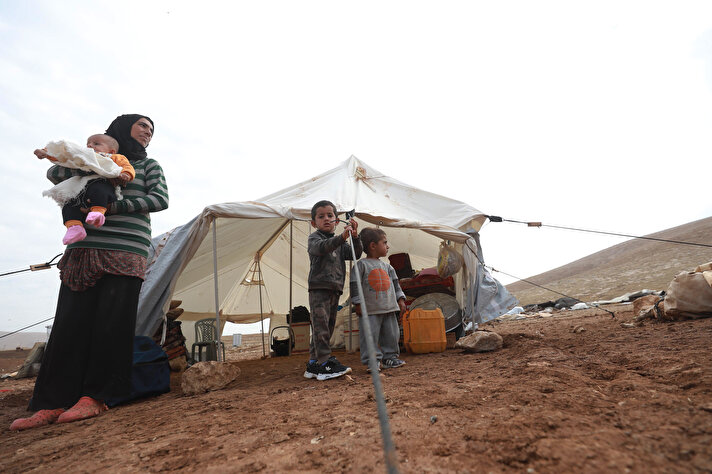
[105,114,154,161]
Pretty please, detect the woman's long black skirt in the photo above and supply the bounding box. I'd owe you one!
[29,274,141,411]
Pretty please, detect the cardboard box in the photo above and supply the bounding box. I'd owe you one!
[291,322,311,353]
[344,314,359,352]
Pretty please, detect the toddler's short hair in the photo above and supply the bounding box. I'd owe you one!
[88,133,119,152]
[311,200,337,220]
[100,134,119,151]
[360,227,386,254]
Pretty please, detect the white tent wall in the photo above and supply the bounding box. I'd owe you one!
[135,156,517,344]
[173,217,300,322]
[170,221,461,330]
[177,217,443,326]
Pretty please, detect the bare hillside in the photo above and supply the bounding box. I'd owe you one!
[506,216,712,306]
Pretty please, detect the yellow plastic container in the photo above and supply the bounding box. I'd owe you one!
[403,308,447,354]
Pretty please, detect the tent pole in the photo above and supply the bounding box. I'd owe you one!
[257,255,266,358]
[348,261,353,351]
[288,220,293,356]
[212,218,223,362]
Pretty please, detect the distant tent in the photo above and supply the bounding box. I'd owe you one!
[136,156,517,345]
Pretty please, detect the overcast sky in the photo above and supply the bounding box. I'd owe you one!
[1,1,711,334]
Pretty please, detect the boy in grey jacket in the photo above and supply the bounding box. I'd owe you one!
[303,200,363,381]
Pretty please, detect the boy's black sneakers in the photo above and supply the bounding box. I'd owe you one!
[316,356,352,381]
[382,358,406,369]
[303,360,319,379]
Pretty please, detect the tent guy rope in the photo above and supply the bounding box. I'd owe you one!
[463,239,616,318]
[0,317,54,340]
[344,210,399,474]
[485,216,712,248]
[0,253,63,278]
[485,265,616,318]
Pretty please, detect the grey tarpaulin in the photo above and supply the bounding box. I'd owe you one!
[135,216,201,337]
[464,232,518,326]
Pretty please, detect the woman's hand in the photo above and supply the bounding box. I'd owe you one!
[354,303,362,316]
[110,172,132,187]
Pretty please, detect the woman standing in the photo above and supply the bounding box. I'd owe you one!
[11,114,169,430]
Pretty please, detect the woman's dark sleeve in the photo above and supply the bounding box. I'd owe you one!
[46,164,84,185]
[112,159,169,214]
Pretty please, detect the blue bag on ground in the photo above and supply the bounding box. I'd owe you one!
[106,336,170,407]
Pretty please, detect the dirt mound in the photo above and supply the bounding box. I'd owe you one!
[0,350,30,376]
[2,305,711,472]
[507,217,712,306]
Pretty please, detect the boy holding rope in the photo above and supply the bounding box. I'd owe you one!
[303,200,362,381]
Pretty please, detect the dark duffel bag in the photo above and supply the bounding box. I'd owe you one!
[106,336,170,407]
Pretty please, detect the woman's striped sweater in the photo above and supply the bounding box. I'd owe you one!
[48,157,169,257]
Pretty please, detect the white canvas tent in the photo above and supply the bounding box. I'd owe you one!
[136,156,517,350]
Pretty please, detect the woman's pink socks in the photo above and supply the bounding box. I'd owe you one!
[57,396,107,424]
[10,409,65,431]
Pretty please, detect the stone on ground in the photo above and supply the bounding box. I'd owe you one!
[181,361,241,396]
[455,331,503,353]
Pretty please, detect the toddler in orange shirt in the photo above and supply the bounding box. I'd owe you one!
[34,134,134,245]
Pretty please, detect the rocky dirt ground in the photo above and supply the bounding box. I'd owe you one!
[1,304,711,473]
